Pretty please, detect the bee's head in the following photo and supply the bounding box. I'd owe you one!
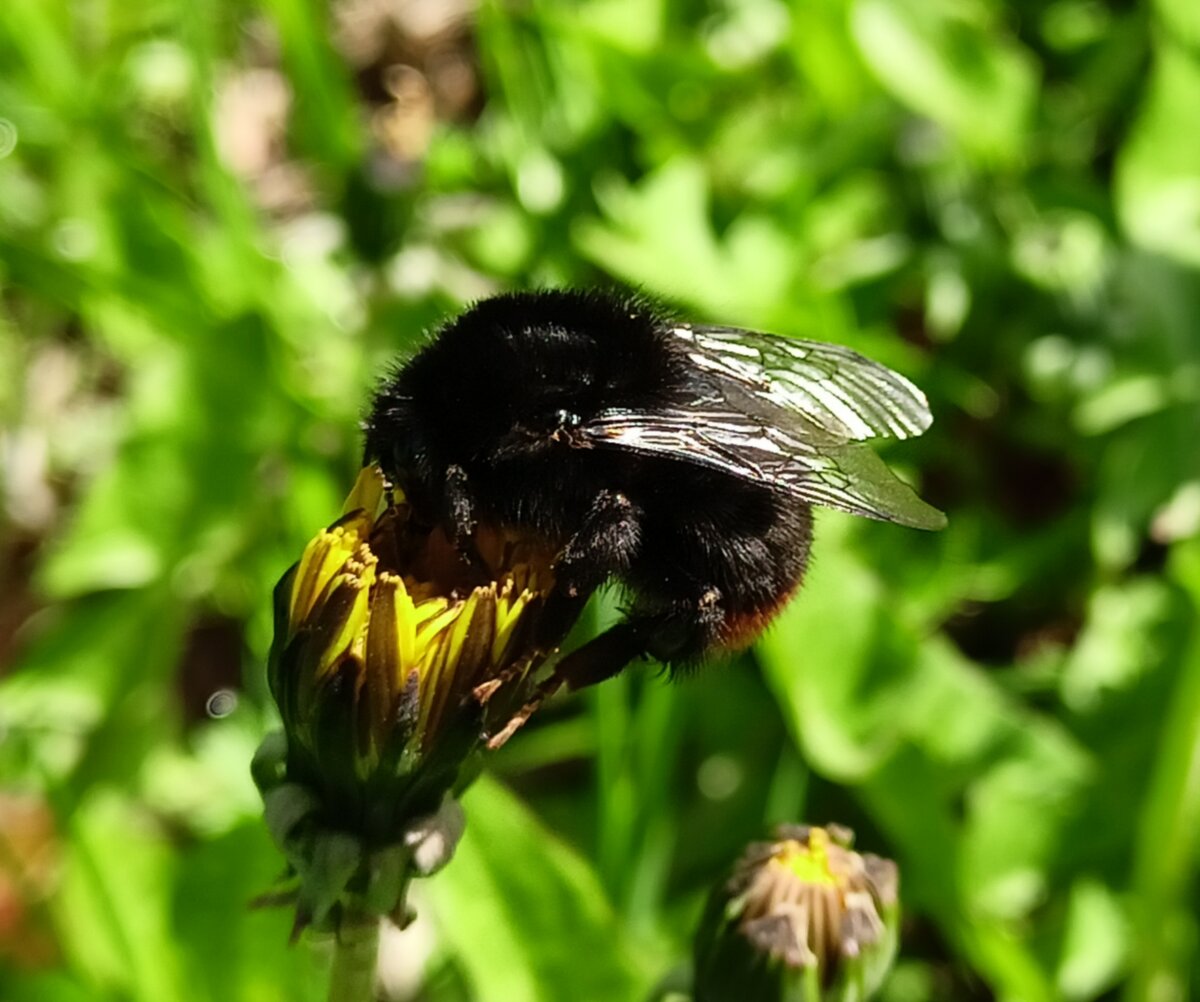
[377,290,682,471]
[362,379,421,487]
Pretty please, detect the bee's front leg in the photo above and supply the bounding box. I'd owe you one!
[441,464,493,576]
[443,464,476,543]
[538,491,642,647]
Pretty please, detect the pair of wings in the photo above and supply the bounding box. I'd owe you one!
[580,325,946,530]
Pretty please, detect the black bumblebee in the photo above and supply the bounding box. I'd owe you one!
[365,289,944,689]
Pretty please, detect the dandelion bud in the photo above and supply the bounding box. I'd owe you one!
[693,825,899,1002]
[255,466,561,933]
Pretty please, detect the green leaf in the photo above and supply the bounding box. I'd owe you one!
[574,159,731,311]
[424,775,650,1002]
[851,0,1037,163]
[1055,879,1128,1000]
[172,823,327,1002]
[760,518,1090,1000]
[53,794,185,1002]
[1116,38,1200,266]
[756,517,912,782]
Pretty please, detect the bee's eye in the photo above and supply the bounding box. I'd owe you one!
[553,409,581,430]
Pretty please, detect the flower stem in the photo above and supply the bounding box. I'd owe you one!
[1124,541,1200,1002]
[328,915,380,1002]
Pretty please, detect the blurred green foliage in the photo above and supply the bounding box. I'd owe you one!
[2,0,1199,1000]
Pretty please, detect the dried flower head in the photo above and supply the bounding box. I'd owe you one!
[694,824,899,1002]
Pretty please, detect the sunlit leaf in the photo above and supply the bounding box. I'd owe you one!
[424,776,650,1001]
[851,0,1037,163]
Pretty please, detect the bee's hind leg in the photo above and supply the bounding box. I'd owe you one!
[487,589,724,749]
[552,587,726,691]
[482,622,645,750]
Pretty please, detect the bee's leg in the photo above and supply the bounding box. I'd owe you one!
[555,490,642,596]
[645,587,726,664]
[485,623,645,749]
[443,464,476,544]
[538,491,642,646]
[552,586,726,691]
[440,464,493,576]
[488,588,722,747]
[550,622,648,690]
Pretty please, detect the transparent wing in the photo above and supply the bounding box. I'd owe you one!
[582,407,947,530]
[671,325,933,442]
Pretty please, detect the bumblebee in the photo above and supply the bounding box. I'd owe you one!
[365,289,944,689]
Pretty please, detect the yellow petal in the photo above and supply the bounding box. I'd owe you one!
[290,530,343,625]
[414,604,463,664]
[411,594,451,625]
[341,465,387,519]
[289,510,374,625]
[446,587,496,685]
[310,574,371,678]
[443,589,482,670]
[492,589,533,664]
[388,573,418,674]
[364,578,403,748]
[416,632,452,740]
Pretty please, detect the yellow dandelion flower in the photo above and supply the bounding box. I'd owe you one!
[266,465,558,839]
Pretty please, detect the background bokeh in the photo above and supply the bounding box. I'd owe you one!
[3,1,1200,999]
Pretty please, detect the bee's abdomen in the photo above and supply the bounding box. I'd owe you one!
[631,489,813,665]
[716,572,807,651]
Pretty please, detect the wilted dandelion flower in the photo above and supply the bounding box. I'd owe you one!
[254,465,561,932]
[693,824,899,1002]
